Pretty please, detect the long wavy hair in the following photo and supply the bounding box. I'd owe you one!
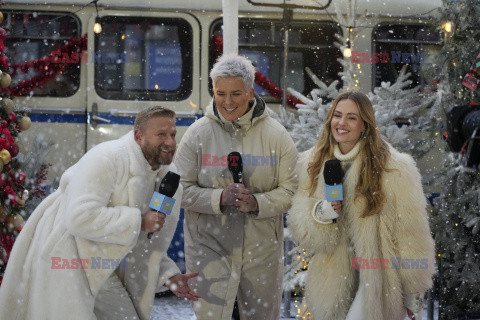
[307,90,391,217]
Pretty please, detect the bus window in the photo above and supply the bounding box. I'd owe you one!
[210,19,342,100]
[94,16,193,101]
[372,24,441,88]
[3,11,81,97]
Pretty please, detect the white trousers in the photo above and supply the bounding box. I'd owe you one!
[93,272,139,320]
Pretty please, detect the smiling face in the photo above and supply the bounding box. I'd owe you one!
[134,116,177,170]
[213,77,254,121]
[330,99,365,154]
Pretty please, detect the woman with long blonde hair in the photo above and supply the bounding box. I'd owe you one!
[288,90,435,320]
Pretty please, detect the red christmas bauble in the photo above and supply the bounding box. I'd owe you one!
[9,143,19,158]
[0,28,6,41]
[0,54,9,70]
[8,112,16,123]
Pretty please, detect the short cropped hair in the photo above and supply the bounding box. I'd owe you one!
[210,54,256,90]
[134,106,175,131]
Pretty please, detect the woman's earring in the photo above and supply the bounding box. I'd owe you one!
[360,131,365,139]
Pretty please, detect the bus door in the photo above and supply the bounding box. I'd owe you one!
[85,10,201,150]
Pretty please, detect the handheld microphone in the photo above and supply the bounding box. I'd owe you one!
[323,160,344,223]
[147,171,180,239]
[227,152,243,183]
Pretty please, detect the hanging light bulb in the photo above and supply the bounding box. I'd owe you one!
[93,0,102,34]
[343,40,352,58]
[343,27,352,58]
[443,21,453,33]
[94,19,102,34]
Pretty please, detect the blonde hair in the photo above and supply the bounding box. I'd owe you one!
[307,90,391,217]
[134,106,175,131]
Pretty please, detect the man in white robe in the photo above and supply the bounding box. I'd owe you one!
[0,106,199,320]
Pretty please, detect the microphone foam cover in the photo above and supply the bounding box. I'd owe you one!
[324,159,343,185]
[159,171,180,198]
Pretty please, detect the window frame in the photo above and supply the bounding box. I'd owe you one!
[371,22,442,89]
[209,17,343,101]
[3,10,82,97]
[93,15,193,101]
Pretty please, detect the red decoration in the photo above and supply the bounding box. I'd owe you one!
[0,122,15,151]
[0,233,15,261]
[8,144,19,158]
[211,34,301,110]
[0,173,6,187]
[1,34,87,96]
[0,54,9,71]
[7,112,16,123]
[3,186,17,205]
[30,163,51,198]
[16,172,25,184]
[0,27,6,52]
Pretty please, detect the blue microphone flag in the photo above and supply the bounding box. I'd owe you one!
[149,192,175,215]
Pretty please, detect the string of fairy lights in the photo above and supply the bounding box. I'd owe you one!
[313,1,453,92]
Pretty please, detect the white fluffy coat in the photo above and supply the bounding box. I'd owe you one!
[0,132,181,320]
[288,144,435,320]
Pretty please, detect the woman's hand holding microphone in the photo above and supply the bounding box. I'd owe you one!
[221,183,258,213]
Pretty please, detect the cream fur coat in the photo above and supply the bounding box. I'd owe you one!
[288,142,435,320]
[0,132,181,320]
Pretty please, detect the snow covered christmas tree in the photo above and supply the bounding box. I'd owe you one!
[0,9,52,284]
[368,66,441,158]
[427,0,480,318]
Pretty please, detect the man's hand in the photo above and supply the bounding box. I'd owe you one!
[166,273,201,301]
[406,308,416,319]
[141,210,166,233]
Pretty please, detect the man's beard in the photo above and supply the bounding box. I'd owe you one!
[143,141,176,166]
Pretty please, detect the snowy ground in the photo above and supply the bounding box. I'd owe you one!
[151,294,439,320]
[151,293,297,319]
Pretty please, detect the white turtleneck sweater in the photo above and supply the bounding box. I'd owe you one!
[311,142,362,224]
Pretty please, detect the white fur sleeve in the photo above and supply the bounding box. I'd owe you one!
[287,149,342,254]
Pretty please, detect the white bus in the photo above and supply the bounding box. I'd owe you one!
[2,0,442,183]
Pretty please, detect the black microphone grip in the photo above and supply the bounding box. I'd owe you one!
[227,152,243,184]
[147,172,180,239]
[323,160,344,224]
